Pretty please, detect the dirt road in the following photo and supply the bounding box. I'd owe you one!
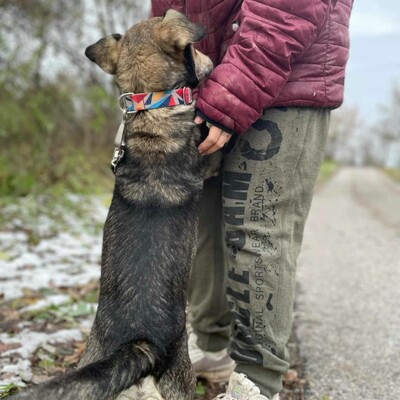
[296,168,400,399]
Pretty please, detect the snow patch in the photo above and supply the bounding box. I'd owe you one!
[0,329,82,386]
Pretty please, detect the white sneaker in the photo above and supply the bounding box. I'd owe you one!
[215,372,280,400]
[188,330,236,383]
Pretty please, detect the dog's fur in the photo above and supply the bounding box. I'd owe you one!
[12,10,213,400]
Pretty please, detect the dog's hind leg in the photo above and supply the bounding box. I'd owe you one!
[157,332,196,400]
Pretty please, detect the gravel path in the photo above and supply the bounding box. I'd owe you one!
[296,168,400,400]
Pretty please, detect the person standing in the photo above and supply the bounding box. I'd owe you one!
[151,1,353,399]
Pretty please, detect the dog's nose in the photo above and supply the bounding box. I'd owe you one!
[85,45,96,62]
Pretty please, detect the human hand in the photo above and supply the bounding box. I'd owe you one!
[194,115,232,155]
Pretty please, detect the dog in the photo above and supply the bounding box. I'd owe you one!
[12,9,213,400]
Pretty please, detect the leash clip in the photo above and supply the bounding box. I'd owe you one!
[111,110,128,174]
[111,146,125,173]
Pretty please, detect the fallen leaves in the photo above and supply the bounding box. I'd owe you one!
[0,345,21,354]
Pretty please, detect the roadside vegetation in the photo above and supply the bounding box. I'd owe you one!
[384,168,400,183]
[316,160,338,187]
[0,1,148,204]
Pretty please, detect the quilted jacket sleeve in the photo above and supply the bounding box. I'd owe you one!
[196,0,331,135]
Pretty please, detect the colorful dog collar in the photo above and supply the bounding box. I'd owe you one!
[119,87,193,113]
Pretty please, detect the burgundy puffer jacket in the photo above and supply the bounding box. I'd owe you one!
[151,0,353,135]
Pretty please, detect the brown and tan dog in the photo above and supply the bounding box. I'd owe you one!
[12,10,213,400]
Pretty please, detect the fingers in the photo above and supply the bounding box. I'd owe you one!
[198,126,222,153]
[193,114,232,155]
[202,132,231,155]
[194,115,205,124]
[198,126,231,155]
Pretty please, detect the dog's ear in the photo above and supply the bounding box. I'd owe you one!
[156,10,206,56]
[85,34,122,75]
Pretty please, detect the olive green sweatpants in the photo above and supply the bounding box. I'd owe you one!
[188,107,330,398]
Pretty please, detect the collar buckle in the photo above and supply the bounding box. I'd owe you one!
[182,87,193,105]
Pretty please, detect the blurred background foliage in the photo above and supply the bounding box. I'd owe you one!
[326,85,400,169]
[0,0,149,199]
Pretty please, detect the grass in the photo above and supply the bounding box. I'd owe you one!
[23,302,96,324]
[316,159,338,187]
[0,384,22,398]
[384,168,400,183]
[0,147,114,198]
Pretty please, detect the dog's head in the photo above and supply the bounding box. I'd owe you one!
[85,10,213,93]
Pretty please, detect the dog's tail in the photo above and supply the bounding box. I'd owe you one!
[12,340,158,400]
